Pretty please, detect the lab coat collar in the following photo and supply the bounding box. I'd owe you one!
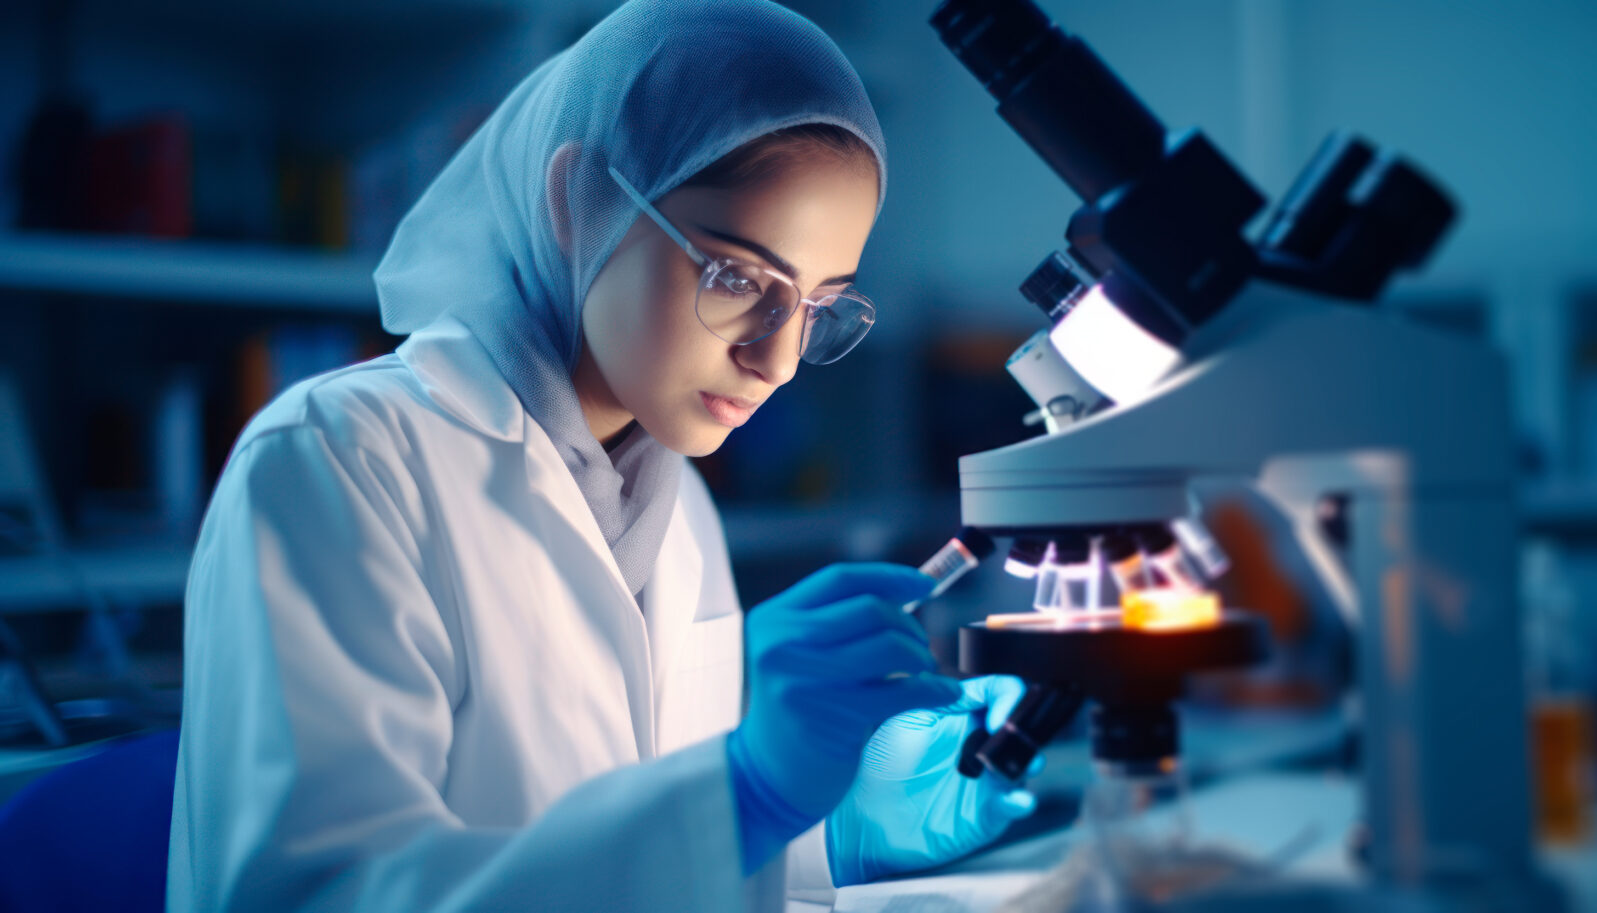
[396,319,633,600]
[396,316,524,442]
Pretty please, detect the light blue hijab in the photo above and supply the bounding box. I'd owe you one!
[373,0,888,595]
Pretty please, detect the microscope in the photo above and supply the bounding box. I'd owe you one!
[931,0,1561,909]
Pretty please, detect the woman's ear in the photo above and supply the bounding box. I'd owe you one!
[546,141,582,258]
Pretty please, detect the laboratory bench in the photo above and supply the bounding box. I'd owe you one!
[0,715,175,807]
[817,707,1597,913]
[0,233,379,313]
[820,773,1363,913]
[0,648,181,803]
[820,777,1597,913]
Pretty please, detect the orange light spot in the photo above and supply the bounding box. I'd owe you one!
[1121,588,1221,631]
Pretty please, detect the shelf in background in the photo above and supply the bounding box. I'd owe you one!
[1522,481,1597,541]
[0,234,380,312]
[719,495,959,562]
[0,544,193,612]
[16,0,538,44]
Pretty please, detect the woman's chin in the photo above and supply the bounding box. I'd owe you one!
[650,420,732,458]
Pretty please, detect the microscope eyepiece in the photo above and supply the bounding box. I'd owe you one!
[1020,251,1089,321]
[932,0,1265,347]
[930,0,1166,205]
[930,0,1052,99]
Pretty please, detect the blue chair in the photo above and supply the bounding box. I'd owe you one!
[0,728,180,913]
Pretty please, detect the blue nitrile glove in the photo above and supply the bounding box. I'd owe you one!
[726,563,964,877]
[824,674,1043,886]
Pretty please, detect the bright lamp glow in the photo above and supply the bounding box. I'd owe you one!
[1120,588,1221,631]
[1049,284,1182,402]
[1004,557,1041,579]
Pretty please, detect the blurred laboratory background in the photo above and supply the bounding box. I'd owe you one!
[0,0,1594,870]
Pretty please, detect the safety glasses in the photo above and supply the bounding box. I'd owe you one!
[608,166,875,365]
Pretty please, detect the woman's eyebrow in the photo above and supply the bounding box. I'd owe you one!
[694,225,857,289]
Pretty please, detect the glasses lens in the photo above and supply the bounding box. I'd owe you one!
[697,261,799,345]
[800,290,875,365]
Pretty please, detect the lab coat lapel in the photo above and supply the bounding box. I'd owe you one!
[401,316,663,761]
[520,417,658,760]
[641,499,704,726]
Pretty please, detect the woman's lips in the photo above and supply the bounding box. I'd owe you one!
[700,392,757,428]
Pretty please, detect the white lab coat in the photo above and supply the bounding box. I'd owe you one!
[167,316,833,912]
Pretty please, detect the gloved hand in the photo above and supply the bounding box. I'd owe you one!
[824,674,1042,886]
[726,563,963,877]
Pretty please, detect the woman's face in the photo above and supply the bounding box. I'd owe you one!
[575,154,879,457]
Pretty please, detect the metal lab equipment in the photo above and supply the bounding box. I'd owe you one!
[931,0,1562,909]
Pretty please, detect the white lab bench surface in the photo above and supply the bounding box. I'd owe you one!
[811,707,1597,913]
[824,772,1597,913]
[827,771,1359,913]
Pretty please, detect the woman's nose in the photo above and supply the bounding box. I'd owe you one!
[733,305,805,386]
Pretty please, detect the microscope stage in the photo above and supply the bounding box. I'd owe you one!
[959,611,1269,692]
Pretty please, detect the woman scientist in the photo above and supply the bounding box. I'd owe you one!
[168,1,1040,910]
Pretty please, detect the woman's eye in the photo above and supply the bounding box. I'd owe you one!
[713,271,762,296]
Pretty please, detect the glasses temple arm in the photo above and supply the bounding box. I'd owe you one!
[607,166,709,268]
